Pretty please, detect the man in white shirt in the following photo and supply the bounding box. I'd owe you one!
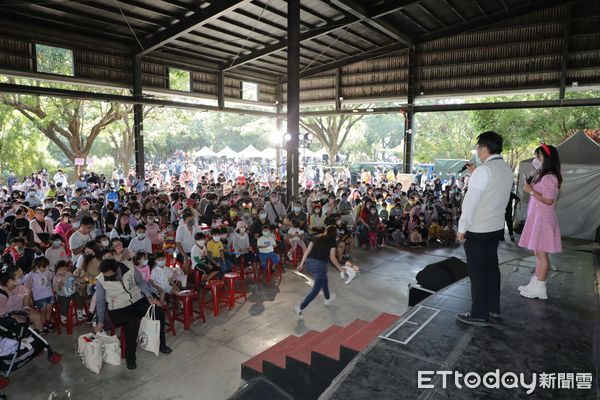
[264,192,287,226]
[69,216,96,264]
[456,131,513,327]
[175,212,197,273]
[53,170,68,187]
[128,224,153,254]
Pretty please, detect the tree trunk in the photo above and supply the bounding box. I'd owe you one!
[0,80,124,179]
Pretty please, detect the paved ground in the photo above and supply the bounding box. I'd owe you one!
[4,238,540,400]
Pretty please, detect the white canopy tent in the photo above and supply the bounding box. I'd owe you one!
[238,145,263,158]
[260,147,277,159]
[515,131,600,240]
[215,146,238,158]
[195,146,217,157]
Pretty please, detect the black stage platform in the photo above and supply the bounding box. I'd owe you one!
[321,245,600,400]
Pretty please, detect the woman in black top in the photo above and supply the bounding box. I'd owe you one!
[295,225,344,319]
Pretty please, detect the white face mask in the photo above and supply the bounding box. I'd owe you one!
[156,260,166,267]
[213,236,221,241]
[238,228,245,234]
[136,233,145,240]
[101,240,110,247]
[532,158,542,170]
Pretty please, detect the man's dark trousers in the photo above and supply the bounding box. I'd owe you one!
[464,229,504,319]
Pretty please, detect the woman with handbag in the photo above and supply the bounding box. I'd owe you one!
[94,259,172,370]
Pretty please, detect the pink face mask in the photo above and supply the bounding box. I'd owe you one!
[136,265,151,281]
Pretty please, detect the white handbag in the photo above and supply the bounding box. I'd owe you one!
[97,333,122,366]
[137,304,160,356]
[77,334,103,374]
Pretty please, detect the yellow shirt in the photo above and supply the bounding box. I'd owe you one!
[206,239,224,259]
[387,171,395,182]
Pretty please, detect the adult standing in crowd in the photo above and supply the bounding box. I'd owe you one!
[94,258,171,370]
[455,131,513,327]
[294,225,344,320]
[518,144,562,300]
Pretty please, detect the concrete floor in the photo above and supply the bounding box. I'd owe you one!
[4,238,541,400]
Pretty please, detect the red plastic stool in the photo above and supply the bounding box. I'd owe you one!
[64,299,88,335]
[233,257,246,281]
[259,258,282,284]
[193,269,204,290]
[292,246,304,269]
[223,272,247,309]
[247,261,260,283]
[172,290,205,330]
[165,252,175,267]
[110,326,126,359]
[202,280,228,317]
[52,303,62,335]
[163,304,176,337]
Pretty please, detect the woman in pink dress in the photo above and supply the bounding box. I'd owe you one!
[518,143,562,300]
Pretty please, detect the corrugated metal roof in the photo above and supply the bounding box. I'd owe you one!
[0,0,598,104]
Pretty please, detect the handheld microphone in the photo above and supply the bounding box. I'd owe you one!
[524,169,536,184]
[458,163,472,174]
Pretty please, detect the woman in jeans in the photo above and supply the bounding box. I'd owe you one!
[295,225,344,319]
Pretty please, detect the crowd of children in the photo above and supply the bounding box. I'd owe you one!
[0,166,465,335]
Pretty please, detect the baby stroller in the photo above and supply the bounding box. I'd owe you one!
[0,311,62,391]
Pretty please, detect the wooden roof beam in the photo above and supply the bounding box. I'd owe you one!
[138,0,248,56]
[331,0,412,45]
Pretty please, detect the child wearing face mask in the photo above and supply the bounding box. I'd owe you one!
[229,221,253,268]
[128,224,152,254]
[96,234,111,250]
[133,251,151,282]
[162,223,177,258]
[191,233,219,287]
[144,213,163,251]
[286,219,306,261]
[207,228,233,276]
[44,234,69,275]
[25,256,55,333]
[257,225,280,271]
[151,252,181,303]
[308,204,325,236]
[53,260,86,324]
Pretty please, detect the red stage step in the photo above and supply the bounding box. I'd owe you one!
[286,325,343,365]
[340,312,400,353]
[242,331,319,375]
[241,312,401,390]
[311,319,369,361]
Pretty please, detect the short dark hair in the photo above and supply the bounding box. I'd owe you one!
[476,131,503,154]
[81,216,95,226]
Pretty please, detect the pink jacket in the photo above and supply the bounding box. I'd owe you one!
[53,222,72,241]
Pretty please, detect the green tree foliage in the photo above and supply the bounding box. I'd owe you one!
[0,83,123,178]
[0,104,56,177]
[414,111,477,163]
[35,44,74,76]
[470,92,600,168]
[300,111,364,164]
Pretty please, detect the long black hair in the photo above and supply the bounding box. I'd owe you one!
[534,145,562,188]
